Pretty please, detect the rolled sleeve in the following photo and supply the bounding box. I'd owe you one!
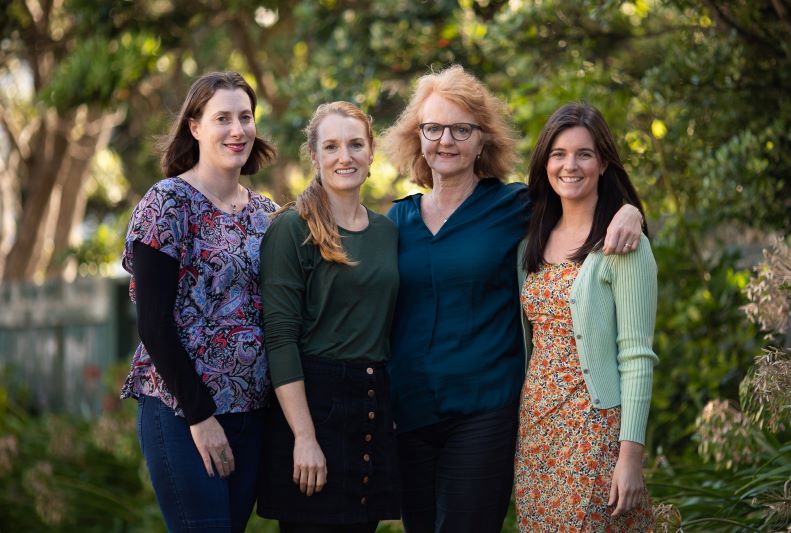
[260,211,308,388]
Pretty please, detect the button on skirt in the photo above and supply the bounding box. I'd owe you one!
[257,356,401,523]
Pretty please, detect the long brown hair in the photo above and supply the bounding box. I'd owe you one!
[274,101,374,265]
[381,64,519,188]
[523,102,647,273]
[158,71,276,177]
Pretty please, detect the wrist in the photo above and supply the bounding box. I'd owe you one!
[293,429,317,441]
[618,440,644,462]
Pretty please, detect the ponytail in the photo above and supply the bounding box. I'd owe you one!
[271,176,356,265]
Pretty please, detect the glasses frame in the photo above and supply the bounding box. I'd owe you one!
[419,122,482,142]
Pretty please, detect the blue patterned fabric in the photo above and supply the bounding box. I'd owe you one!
[120,177,278,416]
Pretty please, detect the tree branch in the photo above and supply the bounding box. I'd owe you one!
[702,0,784,57]
[771,0,791,37]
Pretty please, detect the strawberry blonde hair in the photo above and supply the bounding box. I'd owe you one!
[381,65,519,188]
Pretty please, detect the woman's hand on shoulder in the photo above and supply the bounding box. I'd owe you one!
[609,440,646,517]
[189,416,234,478]
[292,435,327,496]
[603,204,643,255]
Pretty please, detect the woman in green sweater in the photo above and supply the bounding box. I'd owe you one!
[514,103,657,531]
[256,102,400,532]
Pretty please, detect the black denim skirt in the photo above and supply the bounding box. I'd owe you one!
[257,356,400,523]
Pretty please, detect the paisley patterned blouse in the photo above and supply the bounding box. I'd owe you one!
[120,177,278,416]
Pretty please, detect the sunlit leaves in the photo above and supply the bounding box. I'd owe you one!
[41,33,161,111]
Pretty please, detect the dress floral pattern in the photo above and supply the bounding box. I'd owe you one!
[514,262,654,532]
[120,177,278,416]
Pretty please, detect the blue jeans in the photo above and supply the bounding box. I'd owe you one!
[137,395,264,532]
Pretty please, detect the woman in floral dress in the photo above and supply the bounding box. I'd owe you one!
[515,103,657,532]
[120,72,278,532]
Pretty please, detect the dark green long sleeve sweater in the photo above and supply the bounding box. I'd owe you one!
[260,208,399,388]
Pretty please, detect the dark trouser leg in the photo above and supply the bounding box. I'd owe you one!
[397,427,442,533]
[279,521,379,533]
[219,408,265,533]
[434,404,518,533]
[397,404,518,533]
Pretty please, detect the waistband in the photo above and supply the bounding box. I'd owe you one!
[301,355,388,378]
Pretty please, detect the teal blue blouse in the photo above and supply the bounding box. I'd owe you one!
[386,178,531,433]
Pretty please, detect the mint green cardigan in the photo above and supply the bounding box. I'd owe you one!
[517,234,658,444]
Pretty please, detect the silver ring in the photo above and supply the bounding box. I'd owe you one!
[624,242,631,248]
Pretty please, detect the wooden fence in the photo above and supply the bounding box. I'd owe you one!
[0,276,137,416]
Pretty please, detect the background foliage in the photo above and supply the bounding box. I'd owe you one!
[1,0,789,530]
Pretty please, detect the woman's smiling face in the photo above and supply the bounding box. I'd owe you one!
[546,126,606,207]
[419,93,483,182]
[312,113,373,195]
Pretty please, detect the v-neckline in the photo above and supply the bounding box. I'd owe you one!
[416,180,482,238]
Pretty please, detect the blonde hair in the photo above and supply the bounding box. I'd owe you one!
[273,101,374,265]
[381,65,519,188]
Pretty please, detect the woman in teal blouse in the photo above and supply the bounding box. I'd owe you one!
[381,65,645,533]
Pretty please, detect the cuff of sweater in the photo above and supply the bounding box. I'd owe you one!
[268,344,304,388]
[181,394,217,426]
[618,399,650,445]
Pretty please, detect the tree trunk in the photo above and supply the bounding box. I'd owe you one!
[2,108,71,281]
[0,151,20,280]
[47,109,124,280]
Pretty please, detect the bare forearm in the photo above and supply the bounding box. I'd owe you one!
[274,380,316,439]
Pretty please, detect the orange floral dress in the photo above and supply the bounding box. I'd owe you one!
[514,262,654,532]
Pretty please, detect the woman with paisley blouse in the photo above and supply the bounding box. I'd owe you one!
[120,71,277,532]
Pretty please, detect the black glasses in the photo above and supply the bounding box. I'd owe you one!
[419,122,482,141]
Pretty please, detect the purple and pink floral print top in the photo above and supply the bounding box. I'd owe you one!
[120,177,278,416]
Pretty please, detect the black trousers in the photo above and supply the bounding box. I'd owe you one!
[279,521,378,533]
[397,403,519,533]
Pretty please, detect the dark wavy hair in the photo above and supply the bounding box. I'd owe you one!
[523,102,647,273]
[157,71,276,177]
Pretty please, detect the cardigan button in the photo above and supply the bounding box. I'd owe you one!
[593,398,600,404]
[583,368,590,374]
[570,299,576,304]
[575,334,582,339]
